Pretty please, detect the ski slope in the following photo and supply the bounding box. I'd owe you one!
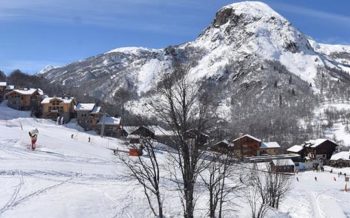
[0,103,150,218]
[0,102,350,217]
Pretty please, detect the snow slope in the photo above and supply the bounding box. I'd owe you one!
[0,102,168,217]
[1,102,350,217]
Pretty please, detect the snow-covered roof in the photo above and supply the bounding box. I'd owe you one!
[330,151,350,161]
[6,85,14,90]
[304,139,336,148]
[91,106,101,114]
[0,82,6,87]
[272,159,294,166]
[41,97,75,104]
[233,134,261,142]
[261,142,281,148]
[7,88,43,96]
[287,145,304,153]
[215,140,229,145]
[148,125,175,136]
[123,126,139,134]
[97,116,121,125]
[76,103,95,111]
[123,125,175,136]
[126,134,141,139]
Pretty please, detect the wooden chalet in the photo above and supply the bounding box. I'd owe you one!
[184,129,209,147]
[286,145,305,162]
[270,159,295,173]
[41,97,76,123]
[5,88,43,111]
[123,126,155,144]
[232,134,261,158]
[96,115,122,137]
[260,142,281,155]
[329,151,350,168]
[0,82,6,102]
[5,84,14,93]
[287,145,305,157]
[303,139,337,160]
[130,126,156,139]
[76,103,102,131]
[123,125,175,144]
[210,140,232,152]
[287,139,338,161]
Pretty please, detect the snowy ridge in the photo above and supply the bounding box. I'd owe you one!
[41,1,350,120]
[105,46,161,55]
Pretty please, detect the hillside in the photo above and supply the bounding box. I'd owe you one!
[0,103,350,217]
[41,1,350,145]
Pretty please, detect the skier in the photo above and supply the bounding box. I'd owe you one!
[88,137,91,142]
[29,128,39,150]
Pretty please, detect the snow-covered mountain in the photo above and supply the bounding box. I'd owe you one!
[42,1,350,144]
[42,1,350,98]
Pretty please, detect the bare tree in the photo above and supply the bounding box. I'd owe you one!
[200,151,241,218]
[242,163,292,218]
[244,164,270,218]
[265,163,292,209]
[149,62,218,218]
[118,137,164,218]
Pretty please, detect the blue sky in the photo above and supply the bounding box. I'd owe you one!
[0,0,350,74]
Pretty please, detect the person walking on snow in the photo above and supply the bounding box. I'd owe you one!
[29,128,39,150]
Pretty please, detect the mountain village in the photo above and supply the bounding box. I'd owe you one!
[1,1,350,217]
[1,81,349,172]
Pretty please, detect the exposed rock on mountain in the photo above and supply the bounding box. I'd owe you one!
[42,1,350,144]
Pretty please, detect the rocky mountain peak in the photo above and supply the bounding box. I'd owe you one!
[41,1,350,114]
[213,1,286,28]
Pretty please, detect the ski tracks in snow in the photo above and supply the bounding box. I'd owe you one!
[308,191,347,218]
[0,171,24,214]
[0,175,73,215]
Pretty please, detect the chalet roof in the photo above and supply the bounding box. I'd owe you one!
[272,159,294,166]
[330,151,350,161]
[41,97,75,104]
[303,139,336,148]
[97,116,121,125]
[233,134,261,143]
[287,145,304,153]
[149,125,175,136]
[6,88,43,96]
[76,103,95,111]
[123,126,139,134]
[126,134,141,139]
[6,85,14,90]
[0,82,6,87]
[261,142,281,149]
[91,106,101,114]
[123,125,175,136]
[215,139,230,146]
